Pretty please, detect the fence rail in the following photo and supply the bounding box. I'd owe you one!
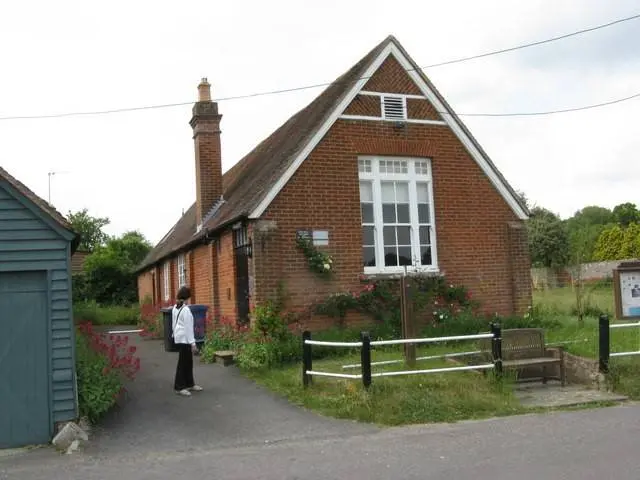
[599,314,640,372]
[302,326,503,389]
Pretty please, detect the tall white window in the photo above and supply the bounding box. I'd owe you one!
[177,254,186,289]
[163,261,171,301]
[359,156,437,274]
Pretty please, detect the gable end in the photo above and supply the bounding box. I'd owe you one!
[248,39,528,220]
[0,179,75,243]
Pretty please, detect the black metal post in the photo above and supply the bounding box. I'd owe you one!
[599,314,610,374]
[491,323,503,377]
[360,331,372,389]
[302,330,312,387]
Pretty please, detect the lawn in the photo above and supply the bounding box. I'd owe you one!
[240,282,640,424]
[244,347,524,426]
[534,285,640,399]
[532,284,614,316]
[74,301,141,326]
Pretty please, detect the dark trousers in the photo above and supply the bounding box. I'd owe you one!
[174,344,195,391]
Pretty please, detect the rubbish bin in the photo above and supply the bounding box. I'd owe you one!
[189,304,209,350]
[161,307,178,353]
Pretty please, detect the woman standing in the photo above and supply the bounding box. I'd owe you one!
[172,286,203,396]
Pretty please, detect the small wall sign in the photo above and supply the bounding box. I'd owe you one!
[613,261,640,319]
[296,229,329,246]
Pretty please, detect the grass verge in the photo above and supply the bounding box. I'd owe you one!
[74,301,140,326]
[243,347,524,426]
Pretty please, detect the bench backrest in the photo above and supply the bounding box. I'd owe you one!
[479,328,546,360]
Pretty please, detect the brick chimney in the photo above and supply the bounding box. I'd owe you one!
[190,77,223,229]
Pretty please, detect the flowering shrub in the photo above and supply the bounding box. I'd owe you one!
[233,300,303,369]
[295,236,333,277]
[313,274,478,333]
[201,314,250,363]
[75,322,141,422]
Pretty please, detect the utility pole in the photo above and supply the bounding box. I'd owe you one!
[47,171,69,204]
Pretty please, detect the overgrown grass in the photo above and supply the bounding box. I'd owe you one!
[533,285,614,317]
[607,358,640,399]
[243,348,523,426]
[236,282,634,424]
[533,284,640,400]
[74,301,140,326]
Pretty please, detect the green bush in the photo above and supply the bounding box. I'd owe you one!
[75,330,122,423]
[74,301,140,326]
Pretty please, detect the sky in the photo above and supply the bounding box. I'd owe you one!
[1,0,639,245]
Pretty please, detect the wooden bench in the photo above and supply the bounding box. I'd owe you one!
[479,328,566,386]
[214,350,235,366]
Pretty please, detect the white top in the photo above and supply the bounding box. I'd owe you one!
[172,304,196,345]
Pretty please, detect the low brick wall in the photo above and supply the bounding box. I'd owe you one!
[563,351,605,389]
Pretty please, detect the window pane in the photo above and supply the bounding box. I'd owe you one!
[396,182,409,202]
[418,204,430,224]
[383,226,396,246]
[398,247,412,266]
[419,226,430,245]
[397,204,410,223]
[361,204,374,223]
[417,183,429,203]
[362,226,375,246]
[384,247,398,266]
[363,247,376,267]
[421,246,432,265]
[359,181,373,202]
[381,182,394,202]
[382,204,396,223]
[397,226,411,245]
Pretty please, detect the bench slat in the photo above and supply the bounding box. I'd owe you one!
[503,358,560,367]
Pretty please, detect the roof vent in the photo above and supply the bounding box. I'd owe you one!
[382,96,406,121]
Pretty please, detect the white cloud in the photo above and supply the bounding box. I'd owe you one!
[0,0,638,243]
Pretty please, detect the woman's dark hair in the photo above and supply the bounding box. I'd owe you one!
[176,285,191,302]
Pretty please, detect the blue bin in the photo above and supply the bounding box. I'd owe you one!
[188,304,209,345]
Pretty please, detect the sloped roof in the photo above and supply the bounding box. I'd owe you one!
[137,35,529,273]
[0,166,79,249]
[136,37,389,272]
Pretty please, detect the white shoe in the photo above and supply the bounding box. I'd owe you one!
[176,389,192,396]
[189,385,204,392]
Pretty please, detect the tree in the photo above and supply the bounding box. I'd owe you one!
[527,207,570,268]
[564,206,614,262]
[82,231,152,305]
[67,208,110,252]
[593,223,640,261]
[612,202,639,227]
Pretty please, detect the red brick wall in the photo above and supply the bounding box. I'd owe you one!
[216,230,236,321]
[251,54,531,319]
[137,270,154,304]
[406,98,441,121]
[362,55,422,95]
[192,243,214,307]
[344,95,380,116]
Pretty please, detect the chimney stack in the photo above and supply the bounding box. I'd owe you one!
[190,77,223,229]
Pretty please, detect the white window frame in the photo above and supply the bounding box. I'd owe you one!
[359,155,438,275]
[177,254,186,289]
[163,261,171,301]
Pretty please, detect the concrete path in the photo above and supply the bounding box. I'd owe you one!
[82,333,378,460]
[3,332,640,478]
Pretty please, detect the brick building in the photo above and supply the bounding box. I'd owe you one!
[135,35,532,328]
